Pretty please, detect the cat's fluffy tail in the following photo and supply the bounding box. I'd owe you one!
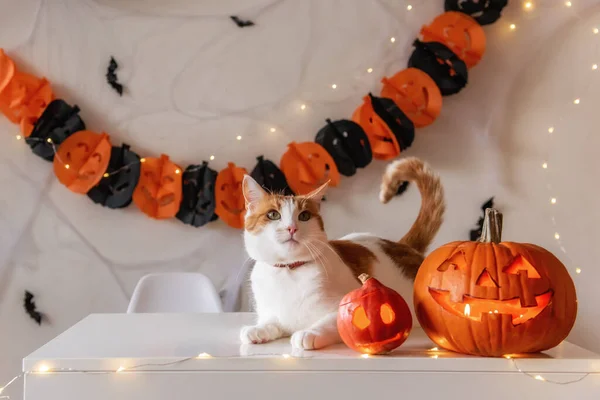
[379,157,445,254]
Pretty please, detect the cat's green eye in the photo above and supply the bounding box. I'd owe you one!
[266,210,281,220]
[298,211,311,222]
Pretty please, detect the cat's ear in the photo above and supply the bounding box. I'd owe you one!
[242,175,267,212]
[305,181,329,205]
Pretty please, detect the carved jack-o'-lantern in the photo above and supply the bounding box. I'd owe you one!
[215,162,248,229]
[338,274,413,355]
[53,130,112,194]
[414,209,578,357]
[280,142,340,195]
[132,154,183,219]
[421,11,486,68]
[381,68,442,128]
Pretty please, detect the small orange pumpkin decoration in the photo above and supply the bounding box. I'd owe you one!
[132,154,183,219]
[381,68,442,128]
[215,162,247,229]
[280,142,340,195]
[414,208,578,357]
[0,49,53,128]
[338,274,412,355]
[53,130,112,194]
[421,11,486,68]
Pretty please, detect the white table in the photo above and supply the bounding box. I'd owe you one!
[23,313,600,400]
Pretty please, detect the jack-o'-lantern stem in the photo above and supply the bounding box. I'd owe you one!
[478,208,503,243]
[358,273,371,284]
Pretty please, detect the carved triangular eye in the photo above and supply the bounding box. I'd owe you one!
[503,255,541,279]
[437,249,467,272]
[476,269,499,287]
[352,306,371,330]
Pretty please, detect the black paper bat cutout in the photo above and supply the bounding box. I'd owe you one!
[469,197,495,240]
[230,16,255,27]
[24,291,43,325]
[106,56,124,96]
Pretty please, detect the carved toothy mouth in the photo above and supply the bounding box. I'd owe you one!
[428,288,553,326]
[354,332,408,354]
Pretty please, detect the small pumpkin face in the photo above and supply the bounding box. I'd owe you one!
[352,94,414,160]
[250,156,294,195]
[176,162,219,227]
[87,144,141,209]
[315,119,372,177]
[279,142,340,195]
[53,130,112,194]
[421,11,486,68]
[414,209,578,357]
[381,68,442,128]
[338,274,412,355]
[215,162,248,229]
[132,154,183,219]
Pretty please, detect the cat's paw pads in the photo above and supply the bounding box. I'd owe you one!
[240,324,282,344]
[291,329,319,350]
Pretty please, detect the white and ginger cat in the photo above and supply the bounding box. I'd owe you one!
[240,157,445,350]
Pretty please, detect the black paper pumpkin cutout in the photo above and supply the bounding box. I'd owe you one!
[315,119,372,177]
[408,40,468,96]
[176,162,219,227]
[445,0,508,26]
[26,99,85,161]
[369,94,415,152]
[250,156,294,195]
[87,144,140,209]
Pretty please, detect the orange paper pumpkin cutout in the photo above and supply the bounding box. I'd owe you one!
[352,96,408,161]
[381,68,442,128]
[0,50,53,127]
[215,162,247,229]
[280,142,340,195]
[53,130,112,194]
[133,154,183,219]
[421,11,486,68]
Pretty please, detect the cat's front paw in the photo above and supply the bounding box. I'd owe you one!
[240,323,283,344]
[291,330,319,350]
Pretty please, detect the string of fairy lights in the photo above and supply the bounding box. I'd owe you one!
[2,0,600,398]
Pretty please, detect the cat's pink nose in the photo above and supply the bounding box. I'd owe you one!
[287,226,298,236]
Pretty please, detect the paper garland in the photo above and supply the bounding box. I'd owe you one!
[0,1,508,229]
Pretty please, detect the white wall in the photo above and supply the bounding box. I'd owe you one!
[1,0,599,397]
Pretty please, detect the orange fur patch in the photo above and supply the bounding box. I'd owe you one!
[329,240,376,280]
[378,239,424,280]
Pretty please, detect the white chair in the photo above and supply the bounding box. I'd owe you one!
[127,273,223,313]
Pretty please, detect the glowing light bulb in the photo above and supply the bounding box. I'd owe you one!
[140,158,146,163]
[431,354,439,359]
[64,164,70,169]
[593,64,598,70]
[209,155,215,161]
[565,1,572,7]
[197,352,212,359]
[46,138,53,143]
[116,366,126,373]
[510,24,516,30]
[494,310,499,314]
[361,354,370,359]
[504,355,512,359]
[282,354,291,359]
[430,347,439,351]
[548,127,554,133]
[524,2,533,9]
[236,135,242,141]
[574,98,580,104]
[15,134,22,140]
[270,127,276,133]
[175,169,181,174]
[542,162,548,169]
[390,37,396,43]
[331,84,337,89]
[594,28,599,34]
[576,268,582,274]
[103,173,110,178]
[407,4,413,10]
[38,365,50,373]
[554,233,560,240]
[367,68,373,73]
[550,198,557,204]
[535,375,546,381]
[300,104,306,110]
